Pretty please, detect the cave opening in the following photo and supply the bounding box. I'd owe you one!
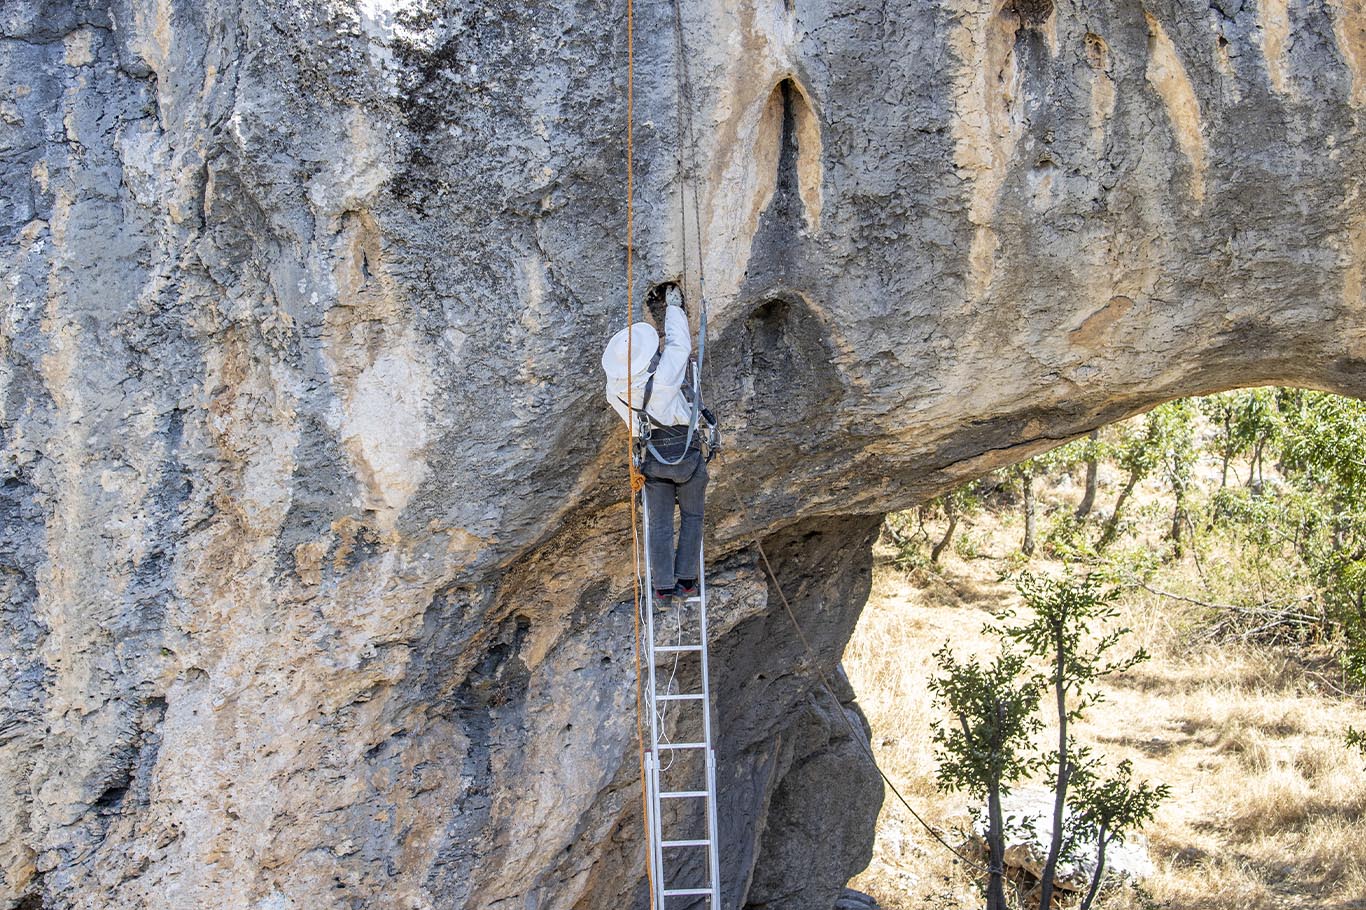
[837,383,1366,908]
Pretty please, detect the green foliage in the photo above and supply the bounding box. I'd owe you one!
[1348,727,1366,769]
[1277,392,1366,657]
[883,510,930,572]
[1200,388,1283,487]
[929,645,1045,802]
[930,573,1164,909]
[1006,572,1148,720]
[929,641,1046,910]
[1069,757,1171,910]
[1006,571,1155,909]
[1100,401,1197,550]
[888,386,1366,683]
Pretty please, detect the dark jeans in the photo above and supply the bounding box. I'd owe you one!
[642,447,708,592]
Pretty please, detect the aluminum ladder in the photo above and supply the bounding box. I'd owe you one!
[639,491,723,909]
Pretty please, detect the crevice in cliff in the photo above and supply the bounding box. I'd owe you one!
[418,600,534,905]
[15,882,43,910]
[753,78,823,237]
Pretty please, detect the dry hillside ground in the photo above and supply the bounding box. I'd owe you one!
[843,466,1366,910]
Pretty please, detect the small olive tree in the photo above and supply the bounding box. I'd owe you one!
[929,645,1044,910]
[1005,571,1152,910]
[932,572,1165,909]
[1068,755,1169,910]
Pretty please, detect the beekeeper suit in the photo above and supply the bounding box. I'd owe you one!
[602,284,707,604]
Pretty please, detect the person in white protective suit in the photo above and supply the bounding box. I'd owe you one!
[602,283,708,607]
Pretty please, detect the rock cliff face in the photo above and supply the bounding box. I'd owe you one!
[3,1,1366,908]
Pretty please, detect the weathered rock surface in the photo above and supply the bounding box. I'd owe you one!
[833,888,880,910]
[2,1,1366,908]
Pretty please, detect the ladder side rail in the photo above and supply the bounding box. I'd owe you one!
[639,490,668,910]
[645,752,666,910]
[696,533,723,906]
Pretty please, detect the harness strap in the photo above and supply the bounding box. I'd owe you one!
[619,348,717,468]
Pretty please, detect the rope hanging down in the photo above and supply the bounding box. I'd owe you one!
[664,0,979,876]
[711,452,987,876]
[620,2,659,907]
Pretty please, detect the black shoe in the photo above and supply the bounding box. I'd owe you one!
[674,579,699,598]
[653,588,674,610]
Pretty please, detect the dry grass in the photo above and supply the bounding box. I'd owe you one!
[843,472,1366,910]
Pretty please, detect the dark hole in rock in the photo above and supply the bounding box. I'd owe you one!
[645,280,678,326]
[1012,0,1054,25]
[94,781,129,814]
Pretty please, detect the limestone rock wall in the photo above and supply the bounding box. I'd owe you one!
[2,1,1365,908]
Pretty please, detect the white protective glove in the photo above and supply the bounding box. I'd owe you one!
[665,283,685,312]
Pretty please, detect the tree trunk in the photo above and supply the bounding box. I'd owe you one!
[1099,472,1139,547]
[1022,468,1037,557]
[1170,478,1187,559]
[1038,622,1069,910]
[986,781,1008,910]
[1078,830,1110,910]
[1220,412,1233,490]
[931,501,958,563]
[1074,431,1100,520]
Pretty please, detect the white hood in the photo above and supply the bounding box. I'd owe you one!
[601,322,661,380]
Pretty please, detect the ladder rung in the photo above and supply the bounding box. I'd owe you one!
[659,790,708,799]
[657,741,707,750]
[683,596,702,603]
[661,838,710,848]
[658,693,705,701]
[662,888,715,897]
[655,645,702,653]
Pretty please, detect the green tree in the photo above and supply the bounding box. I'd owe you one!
[1235,388,1283,489]
[1100,402,1192,548]
[1073,430,1103,521]
[929,486,982,564]
[1005,571,1150,910]
[1277,391,1366,680]
[1199,392,1243,490]
[1156,399,1197,557]
[929,644,1044,910]
[1069,757,1169,910]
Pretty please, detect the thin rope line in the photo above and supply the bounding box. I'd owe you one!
[671,0,709,311]
[671,0,691,305]
[712,452,987,876]
[667,0,973,882]
[622,1,658,906]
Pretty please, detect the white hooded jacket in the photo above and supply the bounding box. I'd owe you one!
[602,304,693,434]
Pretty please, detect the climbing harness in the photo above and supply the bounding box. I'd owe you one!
[620,349,721,468]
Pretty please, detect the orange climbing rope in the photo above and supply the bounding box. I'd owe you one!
[621,0,659,906]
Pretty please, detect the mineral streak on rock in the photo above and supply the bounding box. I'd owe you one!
[3,1,1366,909]
[1143,10,1207,203]
[1328,0,1366,107]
